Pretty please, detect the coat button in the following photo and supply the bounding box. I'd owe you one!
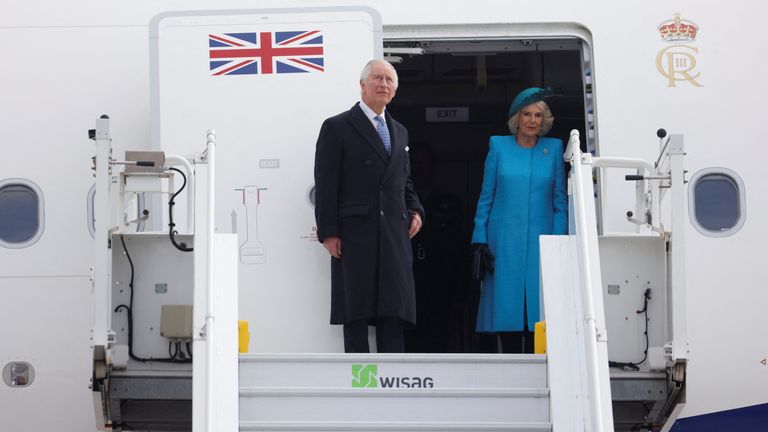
[364,159,372,166]
[380,210,384,216]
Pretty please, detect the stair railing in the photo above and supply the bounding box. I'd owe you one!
[564,130,615,432]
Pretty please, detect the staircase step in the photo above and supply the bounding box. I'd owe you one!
[239,353,547,389]
[238,354,551,429]
[239,388,550,423]
[239,420,552,431]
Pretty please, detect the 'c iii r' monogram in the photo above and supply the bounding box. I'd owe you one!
[656,45,702,87]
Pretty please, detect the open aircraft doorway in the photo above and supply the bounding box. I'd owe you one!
[384,35,590,353]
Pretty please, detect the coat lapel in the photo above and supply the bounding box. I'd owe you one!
[348,103,388,162]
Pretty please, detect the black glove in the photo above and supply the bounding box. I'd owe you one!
[470,243,495,280]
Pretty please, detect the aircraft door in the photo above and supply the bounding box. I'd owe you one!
[150,7,383,352]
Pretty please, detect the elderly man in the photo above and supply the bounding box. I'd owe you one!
[314,59,424,353]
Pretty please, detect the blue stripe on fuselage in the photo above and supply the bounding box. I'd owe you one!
[670,403,768,431]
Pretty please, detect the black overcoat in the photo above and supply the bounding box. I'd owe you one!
[314,103,424,326]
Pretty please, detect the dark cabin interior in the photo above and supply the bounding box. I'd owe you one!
[386,41,587,353]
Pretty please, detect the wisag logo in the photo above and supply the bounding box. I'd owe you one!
[351,364,435,389]
[351,364,378,388]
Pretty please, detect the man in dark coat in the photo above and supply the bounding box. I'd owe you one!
[314,59,424,353]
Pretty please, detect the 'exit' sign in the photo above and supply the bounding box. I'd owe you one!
[425,107,469,123]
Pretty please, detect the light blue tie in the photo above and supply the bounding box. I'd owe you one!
[374,116,391,155]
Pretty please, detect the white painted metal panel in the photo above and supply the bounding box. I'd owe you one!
[540,235,588,432]
[599,235,668,369]
[0,276,96,431]
[209,234,239,432]
[238,353,550,429]
[111,233,195,358]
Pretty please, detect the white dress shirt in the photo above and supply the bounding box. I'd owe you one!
[358,101,387,130]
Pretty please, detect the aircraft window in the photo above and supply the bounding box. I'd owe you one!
[689,168,745,237]
[0,179,44,248]
[3,361,35,387]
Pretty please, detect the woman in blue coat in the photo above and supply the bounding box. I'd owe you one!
[471,87,568,353]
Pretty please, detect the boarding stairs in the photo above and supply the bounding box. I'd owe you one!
[99,127,682,432]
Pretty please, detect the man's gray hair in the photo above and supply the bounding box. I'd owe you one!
[360,59,399,89]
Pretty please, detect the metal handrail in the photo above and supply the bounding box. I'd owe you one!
[166,154,195,232]
[204,130,216,432]
[564,129,611,432]
[592,155,662,235]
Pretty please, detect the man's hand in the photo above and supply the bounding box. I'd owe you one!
[322,236,342,259]
[408,212,422,239]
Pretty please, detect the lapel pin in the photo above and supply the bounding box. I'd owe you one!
[405,146,409,152]
[543,148,549,155]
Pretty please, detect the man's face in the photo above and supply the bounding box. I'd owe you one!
[360,62,397,112]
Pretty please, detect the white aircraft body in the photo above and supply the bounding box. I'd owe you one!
[0,1,766,431]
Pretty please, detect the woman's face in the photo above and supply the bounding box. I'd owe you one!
[517,103,544,139]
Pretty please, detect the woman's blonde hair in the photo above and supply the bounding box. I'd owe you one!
[507,100,554,136]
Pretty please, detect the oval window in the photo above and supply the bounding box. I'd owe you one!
[0,179,44,248]
[3,361,35,387]
[688,168,745,237]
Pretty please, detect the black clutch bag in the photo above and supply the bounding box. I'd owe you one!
[470,243,494,281]
[471,248,483,280]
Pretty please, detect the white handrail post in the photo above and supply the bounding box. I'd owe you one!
[192,130,216,432]
[92,115,113,351]
[564,130,614,432]
[667,134,688,363]
[205,130,216,432]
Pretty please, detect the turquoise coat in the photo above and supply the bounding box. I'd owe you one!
[471,135,568,332]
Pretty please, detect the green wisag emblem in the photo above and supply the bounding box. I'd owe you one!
[351,364,378,388]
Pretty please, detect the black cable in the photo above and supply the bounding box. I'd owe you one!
[168,167,193,252]
[116,235,191,363]
[115,235,142,362]
[609,288,651,371]
[640,401,651,413]
[630,422,653,432]
[186,341,193,360]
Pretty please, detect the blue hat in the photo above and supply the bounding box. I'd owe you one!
[508,87,554,117]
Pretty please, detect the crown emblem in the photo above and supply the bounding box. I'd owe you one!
[658,13,698,42]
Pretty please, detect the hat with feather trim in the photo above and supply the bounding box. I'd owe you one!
[508,87,555,117]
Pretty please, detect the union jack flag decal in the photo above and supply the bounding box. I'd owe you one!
[209,31,324,76]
